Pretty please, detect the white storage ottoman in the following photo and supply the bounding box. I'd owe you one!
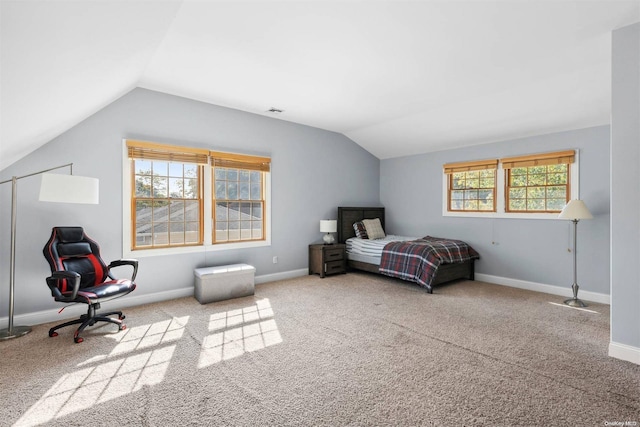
[194,264,255,304]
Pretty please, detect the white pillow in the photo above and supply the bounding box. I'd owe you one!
[362,218,385,239]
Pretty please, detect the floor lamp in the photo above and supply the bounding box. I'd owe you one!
[558,199,593,308]
[0,163,99,340]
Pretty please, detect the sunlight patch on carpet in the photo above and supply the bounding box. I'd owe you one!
[107,315,189,356]
[198,298,282,368]
[13,317,188,427]
[548,302,601,314]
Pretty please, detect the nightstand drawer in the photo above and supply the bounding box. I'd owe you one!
[325,260,345,274]
[324,248,344,261]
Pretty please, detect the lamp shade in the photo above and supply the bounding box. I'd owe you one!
[39,174,99,204]
[558,199,593,220]
[320,220,337,233]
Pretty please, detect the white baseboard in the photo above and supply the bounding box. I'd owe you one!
[1,269,310,328]
[255,268,308,284]
[474,273,610,305]
[609,341,640,365]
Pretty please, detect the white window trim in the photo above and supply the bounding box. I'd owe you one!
[122,140,271,258]
[442,149,580,220]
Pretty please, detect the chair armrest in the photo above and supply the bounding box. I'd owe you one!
[46,271,81,301]
[107,259,138,281]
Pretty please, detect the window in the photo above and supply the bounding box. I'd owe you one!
[128,141,207,249]
[211,151,270,244]
[444,159,498,212]
[125,140,271,253]
[442,150,577,218]
[502,150,574,213]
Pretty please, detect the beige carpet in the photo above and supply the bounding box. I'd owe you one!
[1,273,638,426]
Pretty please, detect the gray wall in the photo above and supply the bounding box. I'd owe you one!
[611,22,640,348]
[381,126,610,294]
[0,88,380,318]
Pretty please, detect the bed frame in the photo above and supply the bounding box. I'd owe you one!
[337,206,475,289]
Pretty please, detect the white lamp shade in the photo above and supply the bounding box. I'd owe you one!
[39,174,99,204]
[558,199,593,220]
[320,220,337,233]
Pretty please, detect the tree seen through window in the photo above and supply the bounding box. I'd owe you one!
[449,169,496,212]
[506,164,569,212]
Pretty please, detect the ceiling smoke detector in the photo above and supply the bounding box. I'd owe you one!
[267,107,284,114]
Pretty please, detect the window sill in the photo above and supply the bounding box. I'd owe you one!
[443,211,563,220]
[124,239,271,258]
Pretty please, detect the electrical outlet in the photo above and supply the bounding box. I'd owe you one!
[273,256,278,264]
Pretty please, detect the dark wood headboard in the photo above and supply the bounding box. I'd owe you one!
[337,206,385,243]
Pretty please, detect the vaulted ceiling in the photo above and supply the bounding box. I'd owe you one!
[1,1,638,170]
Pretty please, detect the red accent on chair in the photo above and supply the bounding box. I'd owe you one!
[87,254,104,286]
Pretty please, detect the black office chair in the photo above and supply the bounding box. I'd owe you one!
[43,226,138,343]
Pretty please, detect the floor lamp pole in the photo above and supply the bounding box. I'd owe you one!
[564,218,587,308]
[0,176,32,339]
[0,163,74,340]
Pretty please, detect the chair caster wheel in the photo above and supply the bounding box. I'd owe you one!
[119,324,127,331]
[49,331,58,337]
[74,336,84,343]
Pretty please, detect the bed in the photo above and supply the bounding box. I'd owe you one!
[337,206,478,293]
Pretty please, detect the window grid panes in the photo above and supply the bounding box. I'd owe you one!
[448,169,496,212]
[213,167,265,243]
[133,160,202,249]
[506,164,569,212]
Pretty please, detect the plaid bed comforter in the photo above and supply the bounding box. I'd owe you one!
[378,236,479,291]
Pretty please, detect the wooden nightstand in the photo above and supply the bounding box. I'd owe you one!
[308,243,346,278]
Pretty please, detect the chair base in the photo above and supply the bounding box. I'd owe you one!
[49,303,127,343]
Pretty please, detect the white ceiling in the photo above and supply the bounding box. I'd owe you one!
[1,1,638,170]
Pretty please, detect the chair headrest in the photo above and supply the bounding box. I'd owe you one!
[56,227,85,243]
